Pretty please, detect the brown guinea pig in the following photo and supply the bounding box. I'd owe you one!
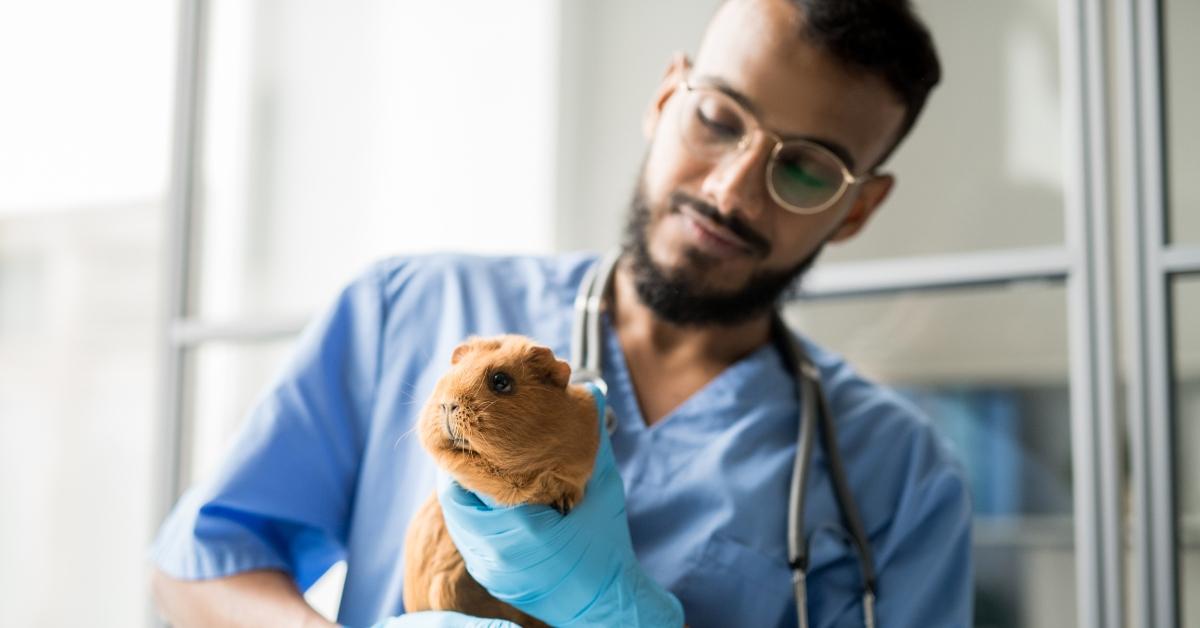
[402,335,601,627]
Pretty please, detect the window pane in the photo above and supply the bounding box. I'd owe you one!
[822,0,1064,263]
[1166,0,1200,244]
[194,0,560,321]
[1173,276,1200,625]
[0,2,175,214]
[0,207,163,627]
[783,282,1075,627]
[0,2,173,625]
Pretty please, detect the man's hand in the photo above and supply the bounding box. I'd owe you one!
[436,385,684,627]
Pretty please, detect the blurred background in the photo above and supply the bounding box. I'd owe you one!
[0,0,1196,626]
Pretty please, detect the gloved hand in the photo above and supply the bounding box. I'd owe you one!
[365,610,520,627]
[436,383,684,627]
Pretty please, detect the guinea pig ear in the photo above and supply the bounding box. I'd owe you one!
[451,341,475,365]
[526,345,572,389]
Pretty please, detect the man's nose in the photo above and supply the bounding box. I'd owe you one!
[700,135,771,218]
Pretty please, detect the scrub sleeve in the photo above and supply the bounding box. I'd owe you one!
[151,265,385,590]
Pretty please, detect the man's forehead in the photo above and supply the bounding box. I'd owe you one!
[698,0,799,57]
[691,0,906,171]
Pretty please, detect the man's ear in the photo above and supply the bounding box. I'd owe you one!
[643,52,690,141]
[828,174,894,243]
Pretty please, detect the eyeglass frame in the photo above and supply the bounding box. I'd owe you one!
[674,78,878,215]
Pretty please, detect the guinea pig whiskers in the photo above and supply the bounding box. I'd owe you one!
[443,408,467,449]
[474,399,500,413]
[393,423,422,450]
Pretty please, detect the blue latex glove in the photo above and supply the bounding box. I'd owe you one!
[364,611,519,627]
[436,383,684,627]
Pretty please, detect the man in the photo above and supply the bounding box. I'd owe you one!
[152,0,971,626]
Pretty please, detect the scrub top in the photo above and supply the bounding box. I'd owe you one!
[152,253,973,628]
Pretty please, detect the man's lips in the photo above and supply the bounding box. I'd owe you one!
[678,204,755,254]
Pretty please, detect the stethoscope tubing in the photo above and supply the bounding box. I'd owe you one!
[569,251,877,627]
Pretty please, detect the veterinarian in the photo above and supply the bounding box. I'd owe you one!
[151,0,971,626]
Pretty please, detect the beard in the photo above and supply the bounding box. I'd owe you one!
[620,180,824,327]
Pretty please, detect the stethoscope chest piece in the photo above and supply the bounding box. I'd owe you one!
[569,368,617,435]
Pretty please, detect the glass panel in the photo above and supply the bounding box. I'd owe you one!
[820,0,1064,262]
[0,3,174,626]
[0,208,164,627]
[0,3,175,214]
[783,282,1075,628]
[1165,0,1200,243]
[194,0,560,321]
[1173,276,1200,626]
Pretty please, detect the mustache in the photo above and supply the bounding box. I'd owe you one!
[669,191,771,258]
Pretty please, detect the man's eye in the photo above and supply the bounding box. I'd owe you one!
[697,109,741,138]
[489,371,515,394]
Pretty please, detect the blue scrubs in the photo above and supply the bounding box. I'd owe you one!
[152,254,972,628]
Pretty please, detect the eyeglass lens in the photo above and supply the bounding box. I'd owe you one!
[679,87,848,212]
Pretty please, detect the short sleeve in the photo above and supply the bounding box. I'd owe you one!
[150,264,386,590]
[870,429,974,627]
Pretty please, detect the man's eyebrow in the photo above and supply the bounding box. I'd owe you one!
[693,75,859,172]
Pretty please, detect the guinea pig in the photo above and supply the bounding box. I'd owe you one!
[402,335,601,627]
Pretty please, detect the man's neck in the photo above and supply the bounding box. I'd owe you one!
[610,258,773,368]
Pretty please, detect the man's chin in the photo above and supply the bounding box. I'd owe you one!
[629,245,785,326]
[654,259,754,297]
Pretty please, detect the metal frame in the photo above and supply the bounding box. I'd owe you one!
[1164,244,1200,274]
[156,0,205,540]
[171,316,309,347]
[1059,0,1125,625]
[153,0,205,626]
[798,247,1069,300]
[1118,0,1180,624]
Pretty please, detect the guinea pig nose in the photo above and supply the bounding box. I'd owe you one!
[440,403,460,441]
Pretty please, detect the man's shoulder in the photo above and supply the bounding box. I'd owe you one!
[340,252,601,355]
[802,336,966,482]
[355,251,599,303]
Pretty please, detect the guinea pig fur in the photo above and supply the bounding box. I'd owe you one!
[402,335,601,626]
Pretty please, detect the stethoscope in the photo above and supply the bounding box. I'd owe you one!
[568,250,878,628]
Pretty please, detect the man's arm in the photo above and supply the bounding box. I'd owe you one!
[151,567,335,628]
[149,265,390,625]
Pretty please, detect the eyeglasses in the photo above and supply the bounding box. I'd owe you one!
[675,80,869,215]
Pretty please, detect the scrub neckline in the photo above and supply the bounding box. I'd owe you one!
[599,312,783,434]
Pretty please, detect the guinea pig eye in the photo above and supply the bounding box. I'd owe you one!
[489,371,514,394]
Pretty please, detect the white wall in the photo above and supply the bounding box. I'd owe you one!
[553,0,723,253]
[198,0,561,322]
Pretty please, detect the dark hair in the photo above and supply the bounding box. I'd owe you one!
[791,0,942,167]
